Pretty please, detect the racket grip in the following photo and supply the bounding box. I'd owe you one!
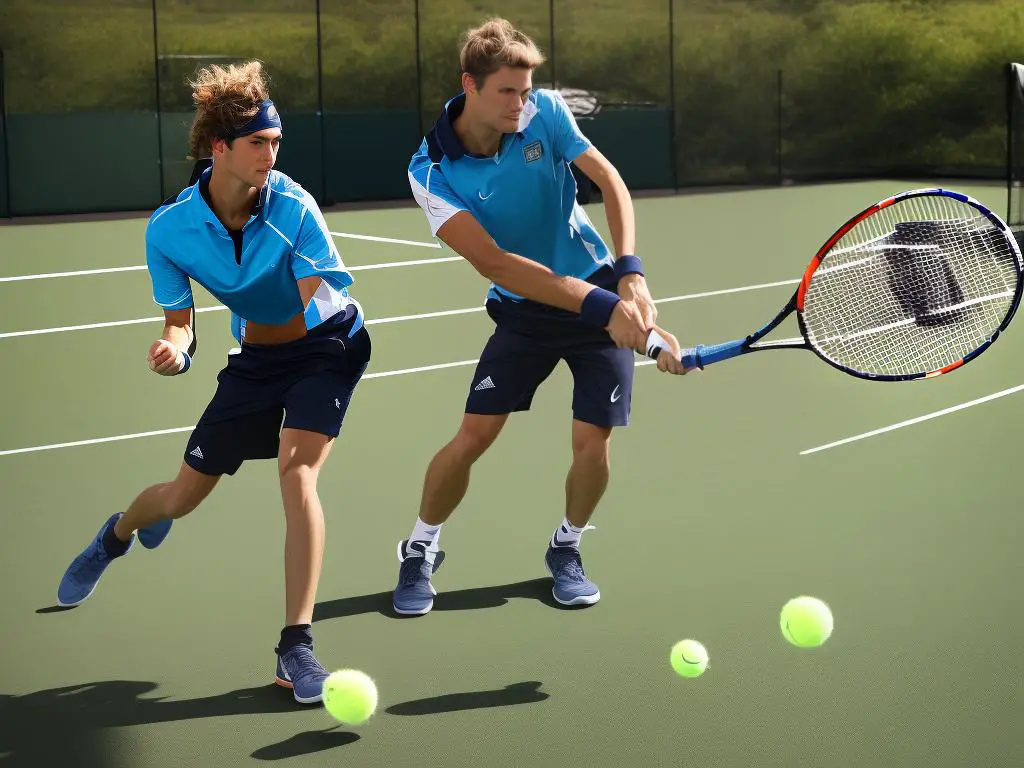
[690,340,749,367]
[644,330,703,371]
[681,348,700,370]
[645,331,747,371]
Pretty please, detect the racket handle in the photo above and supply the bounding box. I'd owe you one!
[644,330,702,371]
[645,331,747,371]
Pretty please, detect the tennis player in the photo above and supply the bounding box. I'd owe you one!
[55,61,370,705]
[393,18,685,615]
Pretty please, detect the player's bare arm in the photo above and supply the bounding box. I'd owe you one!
[572,146,684,372]
[436,211,649,351]
[572,146,658,329]
[148,306,195,376]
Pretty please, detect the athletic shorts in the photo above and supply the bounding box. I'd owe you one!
[465,266,635,428]
[184,306,371,476]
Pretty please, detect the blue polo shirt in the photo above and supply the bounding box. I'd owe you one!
[408,89,612,302]
[146,168,359,341]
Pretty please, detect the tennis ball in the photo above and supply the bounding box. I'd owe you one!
[670,639,709,678]
[322,669,378,725]
[780,596,833,648]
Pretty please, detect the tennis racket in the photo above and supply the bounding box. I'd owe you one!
[646,188,1024,381]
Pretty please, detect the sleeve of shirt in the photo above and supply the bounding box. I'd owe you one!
[291,200,354,292]
[544,90,593,164]
[408,151,469,237]
[145,232,193,311]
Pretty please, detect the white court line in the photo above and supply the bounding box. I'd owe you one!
[366,306,484,325]
[0,276,799,340]
[0,233,444,283]
[0,304,486,340]
[654,278,798,304]
[0,426,198,457]
[350,255,460,271]
[329,231,440,248]
[0,358,668,457]
[363,358,479,380]
[800,383,1024,455]
[0,265,150,282]
[0,305,231,339]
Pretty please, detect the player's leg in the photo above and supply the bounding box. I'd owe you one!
[55,350,281,608]
[54,417,254,610]
[278,431,333,629]
[417,412,508,527]
[115,463,221,545]
[122,372,285,549]
[564,419,613,530]
[273,427,336,703]
[274,325,369,704]
[55,464,220,608]
[393,324,558,616]
[543,342,635,607]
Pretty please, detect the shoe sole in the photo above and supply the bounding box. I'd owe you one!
[544,559,601,606]
[56,579,101,608]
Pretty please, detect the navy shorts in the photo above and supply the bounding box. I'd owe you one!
[465,267,634,428]
[184,307,371,476]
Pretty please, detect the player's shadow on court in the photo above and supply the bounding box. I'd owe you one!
[386,681,549,716]
[0,680,358,767]
[312,577,561,622]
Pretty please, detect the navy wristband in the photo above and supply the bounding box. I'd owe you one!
[580,287,621,328]
[613,255,644,280]
[178,350,192,374]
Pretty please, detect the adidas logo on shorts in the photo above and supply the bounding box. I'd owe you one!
[189,446,204,460]
[473,376,495,391]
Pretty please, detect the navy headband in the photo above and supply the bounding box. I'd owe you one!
[226,99,282,140]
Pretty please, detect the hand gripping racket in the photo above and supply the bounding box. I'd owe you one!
[646,188,1024,381]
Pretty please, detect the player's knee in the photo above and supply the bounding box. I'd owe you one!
[571,426,612,466]
[453,418,504,462]
[279,461,319,494]
[574,443,610,471]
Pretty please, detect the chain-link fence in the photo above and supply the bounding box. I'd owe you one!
[0,0,1021,216]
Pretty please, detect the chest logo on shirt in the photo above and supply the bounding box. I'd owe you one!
[523,140,544,164]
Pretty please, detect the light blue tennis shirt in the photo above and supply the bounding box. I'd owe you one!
[408,89,613,301]
[146,167,360,342]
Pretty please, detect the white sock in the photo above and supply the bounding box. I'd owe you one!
[405,518,442,565]
[550,517,594,549]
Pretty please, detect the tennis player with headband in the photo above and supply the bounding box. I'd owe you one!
[55,61,370,706]
[392,18,686,615]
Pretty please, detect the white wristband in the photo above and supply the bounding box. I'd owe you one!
[645,329,670,358]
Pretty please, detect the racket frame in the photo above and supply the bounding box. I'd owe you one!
[655,188,1024,381]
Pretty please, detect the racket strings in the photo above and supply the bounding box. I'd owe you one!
[802,196,1022,377]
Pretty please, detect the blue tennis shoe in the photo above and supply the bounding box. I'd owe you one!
[57,513,135,607]
[138,519,173,549]
[544,545,600,606]
[275,644,330,704]
[392,539,446,616]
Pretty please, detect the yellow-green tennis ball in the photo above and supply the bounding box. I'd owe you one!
[670,639,709,678]
[780,596,833,648]
[322,669,378,725]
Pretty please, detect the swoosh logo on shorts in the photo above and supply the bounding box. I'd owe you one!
[610,385,622,403]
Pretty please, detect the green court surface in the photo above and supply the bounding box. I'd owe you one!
[1,181,1021,767]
